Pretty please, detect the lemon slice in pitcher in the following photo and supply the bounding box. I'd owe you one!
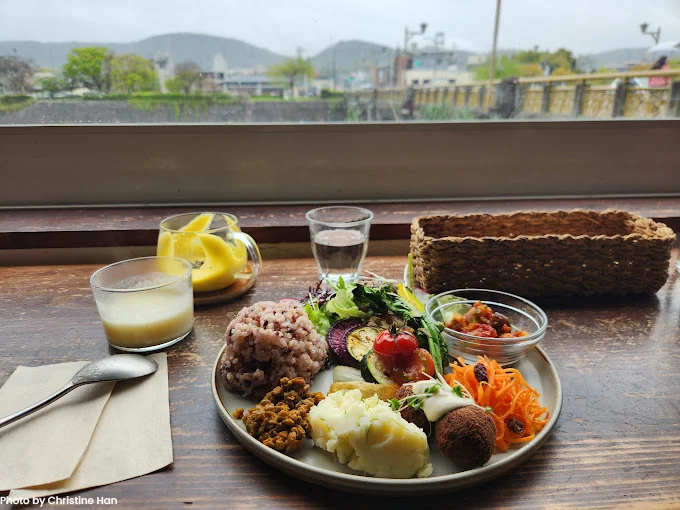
[224,214,247,262]
[191,233,247,292]
[158,213,248,293]
[157,231,174,257]
[225,214,240,232]
[172,233,206,262]
[180,213,215,232]
[158,231,206,263]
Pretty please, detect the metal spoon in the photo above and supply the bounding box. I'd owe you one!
[0,354,158,430]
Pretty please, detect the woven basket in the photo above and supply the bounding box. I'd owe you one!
[410,209,676,297]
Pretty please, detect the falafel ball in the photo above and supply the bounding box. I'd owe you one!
[435,405,496,469]
[394,384,429,430]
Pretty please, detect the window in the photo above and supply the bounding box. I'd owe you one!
[0,1,678,125]
[0,1,678,207]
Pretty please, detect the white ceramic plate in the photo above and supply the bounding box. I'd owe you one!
[211,345,562,494]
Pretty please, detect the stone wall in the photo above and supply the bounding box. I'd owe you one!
[0,100,347,124]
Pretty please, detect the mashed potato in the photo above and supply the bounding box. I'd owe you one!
[309,389,432,478]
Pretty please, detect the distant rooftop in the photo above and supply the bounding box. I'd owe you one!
[221,75,273,84]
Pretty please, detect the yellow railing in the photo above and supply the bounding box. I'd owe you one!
[515,68,680,84]
[352,69,680,119]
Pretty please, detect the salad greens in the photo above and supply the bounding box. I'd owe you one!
[304,277,449,373]
[303,299,331,337]
[324,279,372,320]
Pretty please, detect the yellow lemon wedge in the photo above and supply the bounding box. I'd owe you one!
[397,283,425,312]
[156,233,189,276]
[158,213,249,293]
[191,233,248,293]
[157,231,173,257]
[231,235,247,264]
[223,215,246,261]
[179,213,215,232]
[158,230,206,263]
[156,232,205,265]
[171,232,206,262]
[225,214,240,232]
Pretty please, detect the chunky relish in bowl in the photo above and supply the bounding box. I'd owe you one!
[444,301,529,339]
[426,289,547,365]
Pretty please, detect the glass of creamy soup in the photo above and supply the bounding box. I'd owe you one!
[90,256,194,352]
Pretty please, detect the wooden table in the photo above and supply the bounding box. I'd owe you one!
[1,255,679,509]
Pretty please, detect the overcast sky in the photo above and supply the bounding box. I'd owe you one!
[1,0,679,56]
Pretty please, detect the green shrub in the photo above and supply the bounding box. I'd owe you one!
[0,95,35,114]
[0,95,32,105]
[127,93,232,119]
[81,94,129,100]
[320,89,344,99]
[251,95,283,101]
[75,93,232,102]
[419,104,476,120]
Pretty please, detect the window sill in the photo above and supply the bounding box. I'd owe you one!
[1,196,679,251]
[2,121,679,207]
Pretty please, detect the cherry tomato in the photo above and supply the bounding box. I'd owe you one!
[394,330,419,355]
[391,348,435,385]
[373,330,400,356]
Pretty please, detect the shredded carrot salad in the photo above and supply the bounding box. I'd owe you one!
[444,356,549,451]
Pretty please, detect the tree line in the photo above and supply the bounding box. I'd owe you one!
[473,47,680,81]
[0,47,210,97]
[473,48,580,81]
[3,44,679,99]
[0,46,318,98]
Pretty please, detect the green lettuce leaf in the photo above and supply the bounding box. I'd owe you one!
[303,302,332,337]
[324,277,371,319]
[325,287,371,319]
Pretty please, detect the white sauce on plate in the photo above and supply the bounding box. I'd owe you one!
[409,380,476,422]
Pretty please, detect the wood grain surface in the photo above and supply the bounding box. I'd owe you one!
[0,255,679,509]
[2,197,680,250]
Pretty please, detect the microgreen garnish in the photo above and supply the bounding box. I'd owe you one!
[390,383,439,414]
[423,384,439,395]
[451,385,464,398]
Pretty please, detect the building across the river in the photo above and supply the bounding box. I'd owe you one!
[220,75,285,97]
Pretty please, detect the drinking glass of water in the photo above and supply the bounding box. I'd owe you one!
[306,206,373,284]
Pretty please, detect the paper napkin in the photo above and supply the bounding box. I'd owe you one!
[0,353,173,497]
[0,362,115,491]
[12,352,173,498]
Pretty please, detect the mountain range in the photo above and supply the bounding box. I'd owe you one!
[0,33,285,71]
[0,33,655,74]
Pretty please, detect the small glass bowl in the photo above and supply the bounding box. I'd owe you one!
[90,256,194,352]
[425,289,548,365]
